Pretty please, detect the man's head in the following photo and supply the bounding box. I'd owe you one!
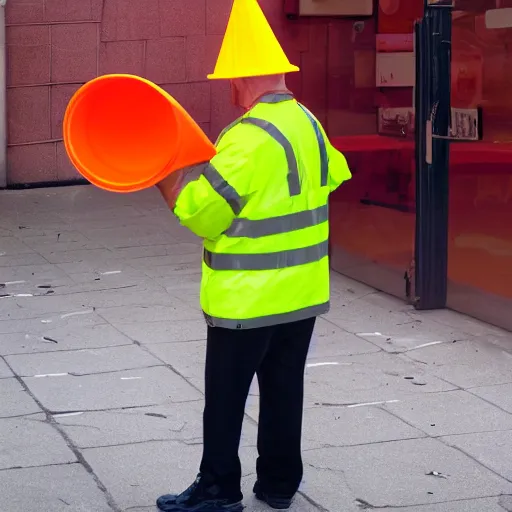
[230,74,289,110]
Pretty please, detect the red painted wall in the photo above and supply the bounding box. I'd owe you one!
[5,0,377,185]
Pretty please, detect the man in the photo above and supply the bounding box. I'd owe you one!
[155,0,351,510]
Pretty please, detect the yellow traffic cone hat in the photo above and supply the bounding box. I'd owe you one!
[208,0,300,80]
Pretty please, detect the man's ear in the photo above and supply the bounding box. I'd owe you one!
[230,81,239,107]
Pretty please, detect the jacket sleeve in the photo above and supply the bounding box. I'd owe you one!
[326,139,351,193]
[298,102,351,193]
[173,133,251,240]
[314,119,351,193]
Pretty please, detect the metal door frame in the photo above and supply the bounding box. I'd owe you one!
[414,0,453,309]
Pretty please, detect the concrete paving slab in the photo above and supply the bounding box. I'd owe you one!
[364,289,416,311]
[99,491,321,512]
[81,441,210,510]
[474,332,512,353]
[501,495,512,511]
[302,352,456,407]
[0,252,49,267]
[470,383,512,413]
[308,318,381,358]
[118,319,207,344]
[6,345,161,377]
[185,377,206,394]
[0,378,42,418]
[168,282,201,299]
[148,361,259,398]
[0,293,96,319]
[405,340,512,388]
[129,251,200,271]
[0,275,76,297]
[0,463,112,512]
[56,258,141,275]
[0,323,133,356]
[245,394,425,450]
[23,366,201,412]
[59,203,143,223]
[25,238,105,255]
[42,272,155,295]
[145,264,202,280]
[2,261,146,289]
[300,464,361,512]
[0,263,70,283]
[241,477,321,511]
[20,230,94,248]
[65,271,152,292]
[0,357,13,378]
[4,186,512,512]
[161,272,204,293]
[442,430,512,481]
[384,390,512,436]
[66,213,167,232]
[322,295,411,334]
[148,331,385,393]
[307,349,428,377]
[385,498,505,512]
[0,223,71,237]
[83,442,313,511]
[0,309,106,335]
[47,276,173,300]
[329,271,376,298]
[42,247,118,265]
[69,212,179,233]
[0,237,34,255]
[108,242,200,260]
[357,335,464,355]
[0,415,76,469]
[304,438,512,508]
[51,281,175,307]
[300,405,425,449]
[324,296,464,347]
[169,227,202,244]
[410,307,510,339]
[146,341,205,381]
[79,226,177,250]
[9,284,177,312]
[0,215,72,231]
[353,324,472,355]
[56,401,256,450]
[97,303,203,326]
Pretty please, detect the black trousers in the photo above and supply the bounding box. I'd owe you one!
[199,317,316,500]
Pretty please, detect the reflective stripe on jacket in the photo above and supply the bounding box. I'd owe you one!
[174,93,351,329]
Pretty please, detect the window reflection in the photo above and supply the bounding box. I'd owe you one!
[447,1,512,329]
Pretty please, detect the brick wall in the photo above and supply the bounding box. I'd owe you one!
[5,0,377,185]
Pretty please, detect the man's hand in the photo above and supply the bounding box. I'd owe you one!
[156,163,207,211]
[156,170,184,209]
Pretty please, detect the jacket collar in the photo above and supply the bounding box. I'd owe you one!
[253,92,294,106]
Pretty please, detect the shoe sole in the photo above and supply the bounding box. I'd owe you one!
[157,501,244,512]
[254,490,292,510]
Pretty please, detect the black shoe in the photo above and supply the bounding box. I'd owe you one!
[253,481,293,510]
[157,474,244,512]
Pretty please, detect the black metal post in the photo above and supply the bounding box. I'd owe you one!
[414,0,452,310]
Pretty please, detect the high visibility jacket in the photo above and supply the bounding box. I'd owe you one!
[174,93,351,329]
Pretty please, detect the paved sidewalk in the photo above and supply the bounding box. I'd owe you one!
[1,185,512,512]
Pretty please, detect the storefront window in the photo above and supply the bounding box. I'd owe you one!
[447,0,512,329]
[328,1,421,299]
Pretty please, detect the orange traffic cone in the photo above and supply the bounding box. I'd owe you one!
[63,74,216,193]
